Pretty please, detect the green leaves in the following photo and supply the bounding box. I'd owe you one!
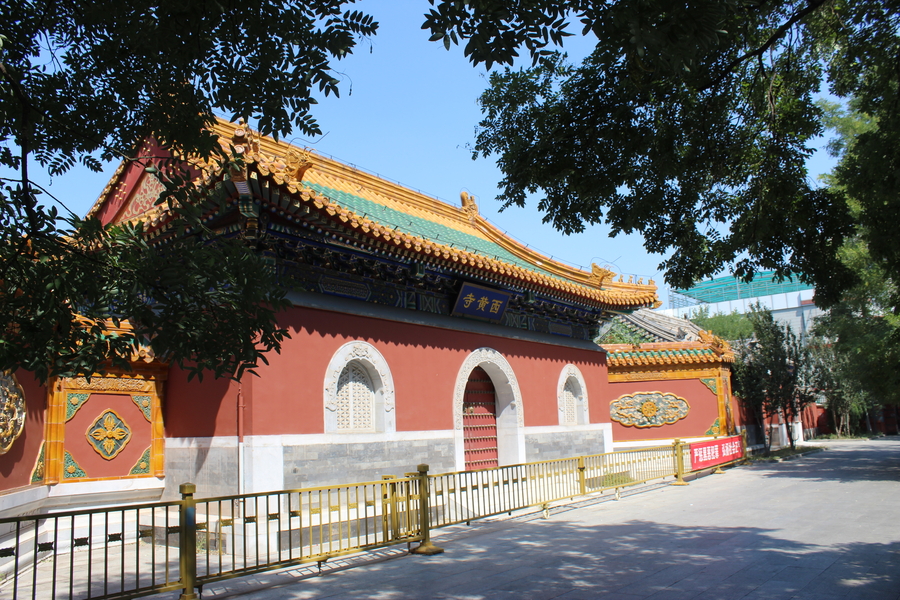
[0,182,290,382]
[428,0,898,303]
[689,307,753,341]
[0,1,378,381]
[1,1,378,174]
[733,305,810,450]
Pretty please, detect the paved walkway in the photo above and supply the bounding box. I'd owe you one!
[175,438,900,600]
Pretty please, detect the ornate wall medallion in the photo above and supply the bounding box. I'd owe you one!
[610,392,690,427]
[0,371,27,455]
[86,410,132,459]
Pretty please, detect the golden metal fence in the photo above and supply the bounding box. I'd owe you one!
[583,445,678,492]
[0,500,183,600]
[191,475,423,589]
[0,435,744,600]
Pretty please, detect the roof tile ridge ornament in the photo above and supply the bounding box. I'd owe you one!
[697,330,735,360]
[227,119,257,186]
[460,191,479,222]
[589,264,615,288]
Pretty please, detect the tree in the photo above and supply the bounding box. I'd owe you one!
[732,306,811,451]
[0,2,377,381]
[423,0,900,307]
[688,307,753,342]
[808,100,900,419]
[731,338,770,450]
[595,318,654,345]
[805,337,876,437]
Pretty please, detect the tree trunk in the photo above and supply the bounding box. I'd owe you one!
[784,407,797,450]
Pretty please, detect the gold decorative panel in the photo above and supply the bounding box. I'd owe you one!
[86,410,132,460]
[63,451,86,478]
[0,371,27,454]
[31,442,46,483]
[116,171,165,223]
[130,448,152,475]
[610,392,690,428]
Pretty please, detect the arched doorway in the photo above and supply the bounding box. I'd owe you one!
[453,348,525,471]
[463,367,498,470]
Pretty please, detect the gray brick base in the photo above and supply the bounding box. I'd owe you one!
[525,429,608,462]
[283,438,455,489]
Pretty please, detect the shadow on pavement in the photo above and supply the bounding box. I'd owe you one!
[214,517,900,600]
[746,438,900,484]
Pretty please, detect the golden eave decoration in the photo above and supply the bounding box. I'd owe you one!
[603,335,735,369]
[84,119,660,312]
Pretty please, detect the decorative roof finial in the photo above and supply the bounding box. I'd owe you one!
[286,148,313,181]
[589,263,614,287]
[460,191,478,220]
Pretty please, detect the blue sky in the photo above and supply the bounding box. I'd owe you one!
[24,2,838,308]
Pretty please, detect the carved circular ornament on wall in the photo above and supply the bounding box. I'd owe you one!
[0,371,27,455]
[610,392,690,428]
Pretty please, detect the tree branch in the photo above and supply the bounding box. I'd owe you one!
[701,0,829,92]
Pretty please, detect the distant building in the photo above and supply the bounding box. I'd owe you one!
[660,272,822,340]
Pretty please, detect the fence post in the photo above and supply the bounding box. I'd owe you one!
[410,464,444,555]
[672,439,689,486]
[179,483,198,600]
[381,475,399,541]
[577,456,586,496]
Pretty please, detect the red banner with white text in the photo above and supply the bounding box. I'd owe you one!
[689,435,744,470]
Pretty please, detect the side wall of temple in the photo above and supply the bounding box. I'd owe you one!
[162,300,615,498]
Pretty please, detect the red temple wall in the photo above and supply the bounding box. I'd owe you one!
[165,372,239,438]
[0,373,47,491]
[165,305,610,438]
[607,378,720,442]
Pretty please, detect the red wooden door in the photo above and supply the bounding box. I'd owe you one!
[463,367,498,470]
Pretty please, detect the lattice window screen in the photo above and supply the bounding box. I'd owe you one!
[336,362,374,431]
[563,379,578,425]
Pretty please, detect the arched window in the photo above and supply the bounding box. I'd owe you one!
[562,378,579,425]
[557,365,589,426]
[324,342,395,434]
[335,362,375,431]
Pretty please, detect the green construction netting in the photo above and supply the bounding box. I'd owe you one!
[671,272,813,305]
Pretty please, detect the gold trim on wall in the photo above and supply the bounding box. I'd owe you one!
[607,367,721,382]
[44,370,166,484]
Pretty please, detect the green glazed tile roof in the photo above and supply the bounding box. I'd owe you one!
[305,182,555,278]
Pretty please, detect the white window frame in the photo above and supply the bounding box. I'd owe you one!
[324,341,395,434]
[557,364,589,426]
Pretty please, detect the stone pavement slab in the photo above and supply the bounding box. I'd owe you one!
[159,438,900,600]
